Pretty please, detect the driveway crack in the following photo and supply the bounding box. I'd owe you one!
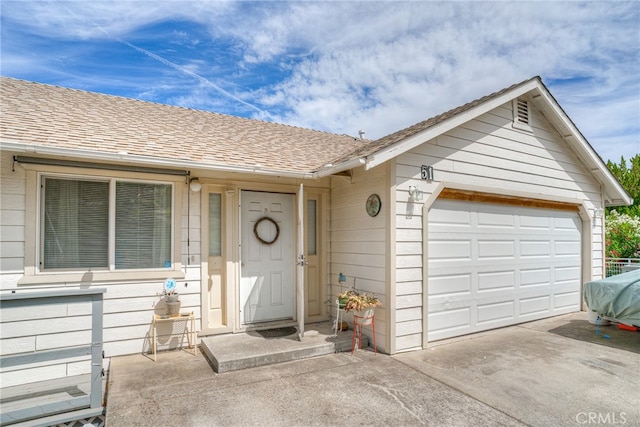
[368,383,426,425]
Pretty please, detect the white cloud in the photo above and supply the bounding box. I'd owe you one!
[1,1,638,160]
[1,1,234,39]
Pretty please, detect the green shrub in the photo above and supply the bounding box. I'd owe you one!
[605,210,640,259]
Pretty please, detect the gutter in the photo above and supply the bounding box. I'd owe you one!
[313,156,367,178]
[0,141,317,180]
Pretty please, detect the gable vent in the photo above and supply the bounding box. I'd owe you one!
[516,99,529,125]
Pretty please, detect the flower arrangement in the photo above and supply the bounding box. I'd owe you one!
[338,290,382,312]
[163,278,179,302]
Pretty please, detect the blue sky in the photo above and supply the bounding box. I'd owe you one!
[1,1,639,163]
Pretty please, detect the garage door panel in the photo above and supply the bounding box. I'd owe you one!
[555,240,581,255]
[477,300,515,324]
[477,241,515,259]
[428,307,472,335]
[520,295,551,316]
[520,268,551,286]
[477,211,515,228]
[519,215,552,229]
[428,209,471,227]
[554,291,581,309]
[554,216,581,231]
[477,271,516,291]
[429,274,472,296]
[555,266,581,281]
[521,240,551,257]
[428,199,581,341]
[428,239,471,260]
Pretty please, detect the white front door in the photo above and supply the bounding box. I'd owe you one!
[240,191,295,324]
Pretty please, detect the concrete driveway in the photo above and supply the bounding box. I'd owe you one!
[106,312,639,426]
[395,312,639,426]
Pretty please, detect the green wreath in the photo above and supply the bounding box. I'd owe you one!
[253,216,280,245]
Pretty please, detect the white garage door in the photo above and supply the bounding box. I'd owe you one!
[428,199,582,341]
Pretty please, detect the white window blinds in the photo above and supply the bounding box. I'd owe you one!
[115,182,172,269]
[43,178,109,269]
[41,176,173,271]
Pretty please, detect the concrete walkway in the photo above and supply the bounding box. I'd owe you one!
[106,313,639,426]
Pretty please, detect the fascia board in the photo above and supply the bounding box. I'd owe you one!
[365,80,540,170]
[0,141,315,180]
[314,156,366,178]
[531,88,633,207]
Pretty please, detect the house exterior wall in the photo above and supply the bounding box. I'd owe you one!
[393,100,605,352]
[0,151,332,361]
[0,151,202,358]
[330,164,391,352]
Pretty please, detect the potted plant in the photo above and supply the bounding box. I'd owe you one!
[163,278,181,317]
[337,290,382,313]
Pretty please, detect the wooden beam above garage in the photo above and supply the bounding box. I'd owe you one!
[438,188,580,212]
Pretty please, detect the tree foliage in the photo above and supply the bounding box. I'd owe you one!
[606,154,640,217]
[605,211,640,259]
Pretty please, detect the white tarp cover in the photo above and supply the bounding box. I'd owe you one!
[584,270,640,327]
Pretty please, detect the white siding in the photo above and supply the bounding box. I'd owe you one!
[0,294,95,388]
[330,165,389,352]
[0,154,26,274]
[393,100,604,352]
[0,151,203,359]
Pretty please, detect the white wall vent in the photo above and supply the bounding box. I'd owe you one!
[516,99,529,124]
[512,98,533,132]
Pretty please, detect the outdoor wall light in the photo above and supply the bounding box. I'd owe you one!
[225,187,235,197]
[408,185,423,201]
[189,178,202,192]
[592,208,604,218]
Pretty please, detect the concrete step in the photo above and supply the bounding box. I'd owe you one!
[200,322,368,373]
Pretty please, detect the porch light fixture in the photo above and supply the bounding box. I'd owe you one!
[225,187,235,197]
[592,208,604,218]
[408,185,423,202]
[189,178,202,192]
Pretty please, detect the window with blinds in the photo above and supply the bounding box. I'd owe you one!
[43,178,109,269]
[41,176,173,271]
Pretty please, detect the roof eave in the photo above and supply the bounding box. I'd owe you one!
[365,79,541,170]
[529,86,632,207]
[314,156,367,178]
[361,78,631,207]
[0,141,317,180]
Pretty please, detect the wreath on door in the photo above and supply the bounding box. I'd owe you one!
[253,216,280,245]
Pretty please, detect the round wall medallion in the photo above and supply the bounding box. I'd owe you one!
[366,194,381,217]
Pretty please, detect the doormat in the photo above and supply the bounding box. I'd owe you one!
[250,326,297,338]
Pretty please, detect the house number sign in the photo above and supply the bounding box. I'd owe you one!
[421,165,434,181]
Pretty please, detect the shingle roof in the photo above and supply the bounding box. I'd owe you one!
[331,76,540,164]
[0,77,369,174]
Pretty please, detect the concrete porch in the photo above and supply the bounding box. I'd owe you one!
[200,321,368,373]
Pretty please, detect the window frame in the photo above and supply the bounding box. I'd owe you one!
[39,172,176,273]
[20,168,185,284]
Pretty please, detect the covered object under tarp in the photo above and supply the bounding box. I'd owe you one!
[584,270,640,327]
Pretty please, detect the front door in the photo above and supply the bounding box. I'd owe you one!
[240,191,295,325]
